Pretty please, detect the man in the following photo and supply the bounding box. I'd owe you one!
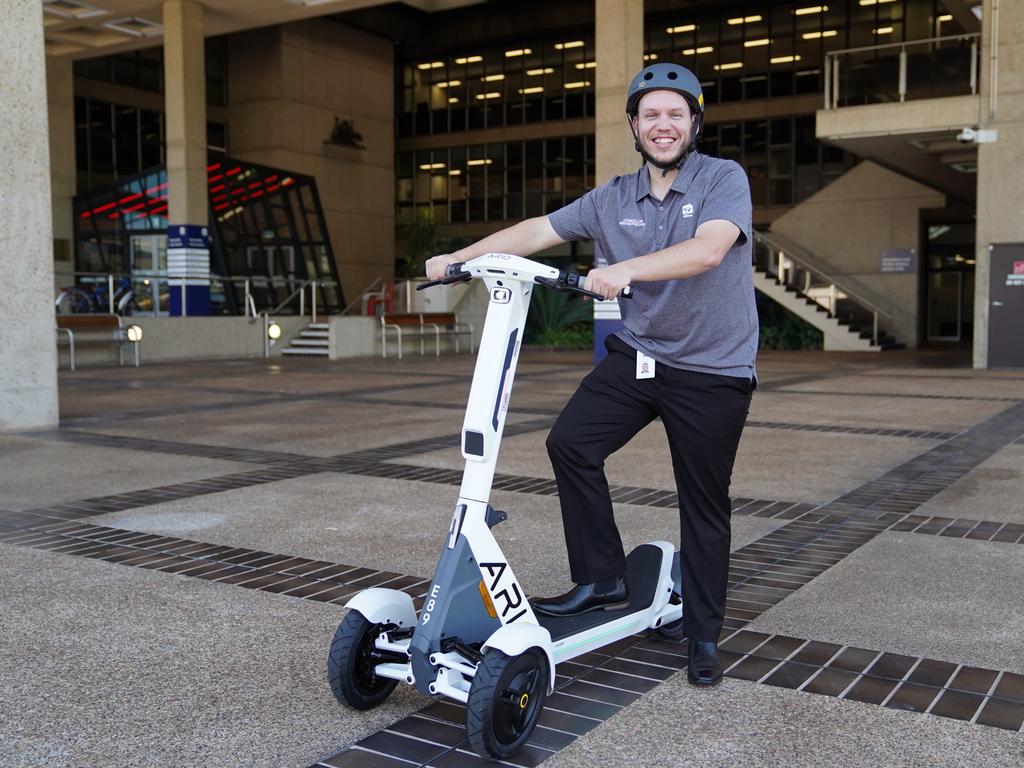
[426,63,757,686]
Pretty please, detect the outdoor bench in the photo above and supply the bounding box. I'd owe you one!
[380,312,474,359]
[56,314,140,371]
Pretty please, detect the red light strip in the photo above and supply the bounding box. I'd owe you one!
[118,192,143,205]
[265,184,280,193]
[122,202,147,214]
[226,166,241,175]
[248,181,262,189]
[92,201,117,214]
[210,184,226,193]
[207,162,221,172]
[208,174,223,183]
[145,181,167,195]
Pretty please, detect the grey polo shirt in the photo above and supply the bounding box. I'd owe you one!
[548,151,757,379]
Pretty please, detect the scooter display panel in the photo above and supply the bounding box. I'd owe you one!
[533,544,664,642]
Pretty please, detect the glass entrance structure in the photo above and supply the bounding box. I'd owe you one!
[73,158,345,315]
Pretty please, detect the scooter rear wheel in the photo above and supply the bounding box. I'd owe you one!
[466,648,548,759]
[327,610,398,709]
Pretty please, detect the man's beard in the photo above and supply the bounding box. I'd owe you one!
[638,136,691,171]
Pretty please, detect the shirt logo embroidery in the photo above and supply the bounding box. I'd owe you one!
[681,203,695,218]
[618,218,645,227]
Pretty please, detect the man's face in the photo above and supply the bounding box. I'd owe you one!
[631,89,696,170]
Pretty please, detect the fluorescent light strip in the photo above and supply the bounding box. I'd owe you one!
[505,48,531,57]
[666,24,696,34]
[475,92,501,100]
[467,159,493,166]
[770,54,802,64]
[418,163,445,170]
[435,80,461,88]
[417,61,444,70]
[643,53,659,61]
[727,15,762,25]
[519,86,544,94]
[681,46,714,55]
[526,67,554,75]
[575,61,597,69]
[802,30,838,39]
[794,5,828,15]
[714,62,743,71]
[454,55,482,64]
[744,38,770,47]
[938,14,953,22]
[554,40,585,50]
[564,81,591,89]
[481,74,505,82]
[874,26,894,34]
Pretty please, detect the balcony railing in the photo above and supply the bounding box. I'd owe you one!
[824,33,980,110]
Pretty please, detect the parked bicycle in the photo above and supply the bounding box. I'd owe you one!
[55,277,139,315]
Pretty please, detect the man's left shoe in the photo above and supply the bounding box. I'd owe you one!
[687,640,723,686]
[532,575,629,617]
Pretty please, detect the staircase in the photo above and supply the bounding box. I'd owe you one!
[753,231,903,352]
[281,322,330,357]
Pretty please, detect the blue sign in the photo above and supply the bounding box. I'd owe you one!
[167,224,211,250]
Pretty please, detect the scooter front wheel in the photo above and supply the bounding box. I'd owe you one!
[327,610,398,709]
[466,648,548,759]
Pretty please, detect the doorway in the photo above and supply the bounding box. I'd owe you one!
[925,222,975,343]
[128,233,168,315]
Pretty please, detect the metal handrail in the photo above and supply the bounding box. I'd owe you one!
[824,32,980,109]
[267,279,318,321]
[754,231,892,320]
[341,276,386,316]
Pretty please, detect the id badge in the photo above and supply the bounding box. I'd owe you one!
[636,350,655,379]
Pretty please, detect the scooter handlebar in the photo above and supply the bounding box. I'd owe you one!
[416,263,471,291]
[549,271,633,301]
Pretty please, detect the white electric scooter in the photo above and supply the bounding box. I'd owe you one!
[327,254,683,759]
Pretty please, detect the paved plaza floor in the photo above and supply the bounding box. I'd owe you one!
[2,349,1023,767]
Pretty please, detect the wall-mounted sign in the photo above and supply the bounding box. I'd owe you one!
[1007,260,1024,287]
[880,248,916,274]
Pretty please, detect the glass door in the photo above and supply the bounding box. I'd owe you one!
[129,233,168,315]
[927,271,962,341]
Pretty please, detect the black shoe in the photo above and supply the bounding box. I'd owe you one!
[532,576,629,617]
[687,640,723,686]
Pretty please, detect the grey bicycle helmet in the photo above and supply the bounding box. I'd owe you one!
[626,63,704,169]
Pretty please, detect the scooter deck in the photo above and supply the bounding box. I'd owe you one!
[532,544,664,643]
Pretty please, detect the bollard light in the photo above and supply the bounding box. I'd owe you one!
[126,324,143,342]
[267,322,282,340]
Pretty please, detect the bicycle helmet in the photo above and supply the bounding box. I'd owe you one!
[626,63,704,171]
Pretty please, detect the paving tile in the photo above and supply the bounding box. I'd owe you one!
[827,647,880,674]
[928,689,986,721]
[992,672,1024,704]
[357,730,449,764]
[388,715,466,747]
[885,683,942,713]
[762,661,819,690]
[865,653,918,681]
[802,668,859,697]
[726,655,781,682]
[321,748,414,767]
[907,659,958,687]
[948,666,1000,695]
[843,675,899,705]
[975,697,1024,731]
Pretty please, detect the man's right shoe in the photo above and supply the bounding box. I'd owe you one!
[687,640,723,686]
[532,575,629,617]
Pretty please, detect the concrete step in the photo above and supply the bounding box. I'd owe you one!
[290,339,328,347]
[282,347,329,356]
[299,330,329,339]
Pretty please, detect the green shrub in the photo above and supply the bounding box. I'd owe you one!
[756,295,823,350]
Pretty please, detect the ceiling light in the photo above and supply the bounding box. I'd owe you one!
[505,48,531,57]
[448,169,462,176]
[714,62,743,71]
[454,55,483,64]
[666,24,696,34]
[482,74,505,82]
[435,80,461,88]
[727,15,762,25]
[873,26,894,34]
[681,46,714,55]
[554,40,585,50]
[575,62,597,69]
[770,54,802,64]
[859,0,896,5]
[644,53,658,61]
[802,30,838,39]
[475,92,501,100]
[794,5,828,14]
[744,38,771,47]
[938,14,953,22]
[43,0,107,19]
[564,81,591,89]
[526,67,555,75]
[467,159,493,166]
[418,61,444,70]
[418,163,446,170]
[448,97,459,103]
[102,17,163,37]
[519,86,544,94]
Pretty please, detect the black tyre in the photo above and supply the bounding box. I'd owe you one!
[655,595,685,641]
[466,649,549,759]
[327,611,398,709]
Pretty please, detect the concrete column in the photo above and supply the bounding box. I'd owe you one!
[973,0,1024,368]
[47,57,76,293]
[593,0,643,362]
[163,0,210,315]
[0,2,59,429]
[595,0,644,184]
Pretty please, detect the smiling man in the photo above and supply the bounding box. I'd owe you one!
[426,63,757,687]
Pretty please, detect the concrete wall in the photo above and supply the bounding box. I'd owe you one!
[228,21,395,304]
[1,4,59,431]
[55,316,309,369]
[770,160,946,347]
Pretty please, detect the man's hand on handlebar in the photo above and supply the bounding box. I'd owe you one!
[583,263,632,301]
[426,254,463,282]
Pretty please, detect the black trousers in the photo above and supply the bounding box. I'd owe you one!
[545,335,753,642]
